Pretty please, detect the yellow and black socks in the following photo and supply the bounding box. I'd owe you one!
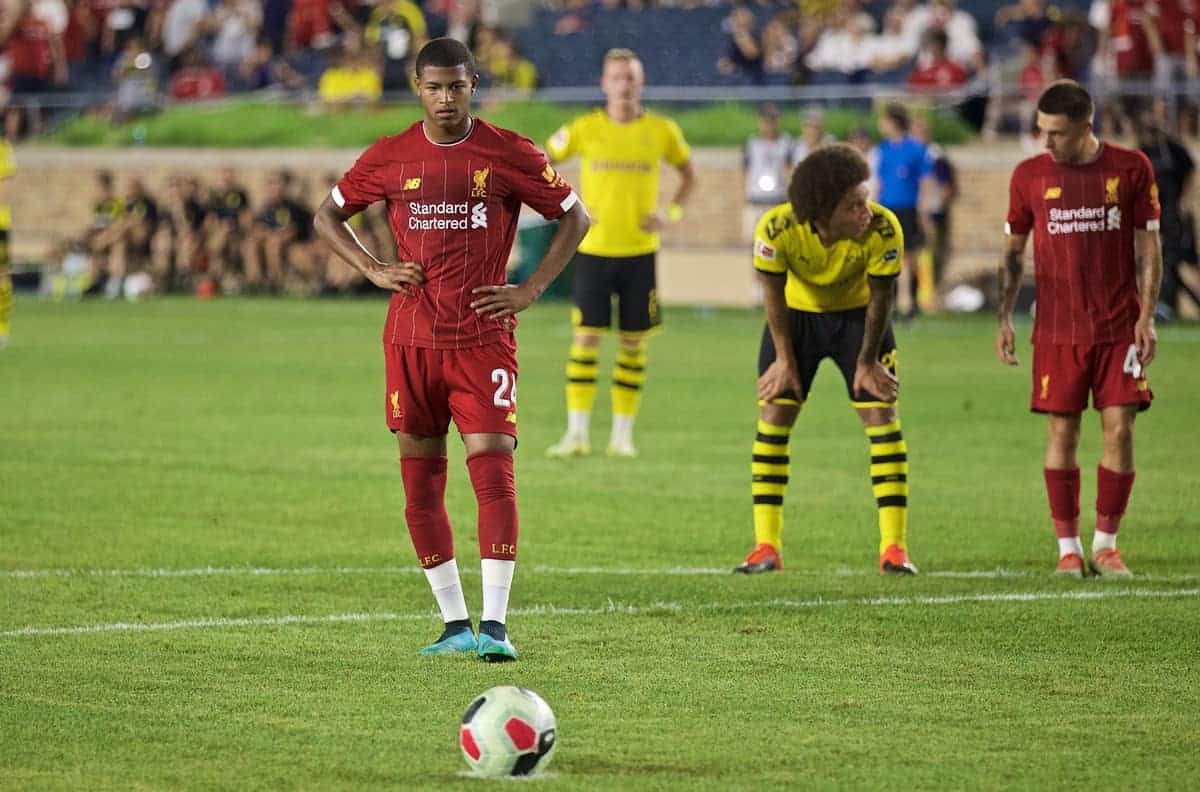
[564,343,599,438]
[752,419,791,549]
[866,420,908,554]
[611,341,647,446]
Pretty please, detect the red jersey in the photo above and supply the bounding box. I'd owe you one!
[8,13,54,79]
[1006,142,1161,345]
[334,117,578,349]
[907,59,968,89]
[1111,0,1155,74]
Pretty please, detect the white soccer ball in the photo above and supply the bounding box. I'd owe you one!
[459,686,557,777]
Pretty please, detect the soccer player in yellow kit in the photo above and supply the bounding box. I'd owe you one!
[0,135,13,349]
[736,144,918,576]
[544,48,696,458]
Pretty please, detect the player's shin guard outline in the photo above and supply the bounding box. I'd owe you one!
[867,420,908,554]
[752,419,791,550]
[400,456,455,568]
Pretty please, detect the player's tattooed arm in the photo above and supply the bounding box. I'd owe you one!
[1134,227,1163,366]
[313,196,424,294]
[756,271,803,402]
[852,275,899,403]
[995,232,1027,366]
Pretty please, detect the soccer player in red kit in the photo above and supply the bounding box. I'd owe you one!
[313,38,590,661]
[998,80,1162,579]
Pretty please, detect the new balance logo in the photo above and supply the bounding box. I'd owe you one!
[470,202,488,229]
[403,178,421,191]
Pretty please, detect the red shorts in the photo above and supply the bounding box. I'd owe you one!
[384,340,519,437]
[1031,342,1153,414]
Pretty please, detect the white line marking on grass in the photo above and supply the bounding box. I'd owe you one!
[4,588,1197,639]
[5,563,1198,583]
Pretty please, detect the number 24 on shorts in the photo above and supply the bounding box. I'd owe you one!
[491,369,516,408]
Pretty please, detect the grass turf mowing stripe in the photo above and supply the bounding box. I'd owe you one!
[4,587,1198,639]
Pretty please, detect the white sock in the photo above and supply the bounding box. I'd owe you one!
[423,558,469,623]
[1092,530,1117,553]
[481,558,515,624]
[610,414,635,446]
[1058,536,1083,559]
[566,410,590,439]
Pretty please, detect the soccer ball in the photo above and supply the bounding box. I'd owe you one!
[459,686,557,777]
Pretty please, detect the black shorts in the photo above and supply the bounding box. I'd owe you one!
[572,252,660,333]
[891,207,925,251]
[757,307,898,404]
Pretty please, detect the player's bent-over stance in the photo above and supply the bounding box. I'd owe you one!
[735,144,917,576]
[998,80,1162,579]
[314,38,589,660]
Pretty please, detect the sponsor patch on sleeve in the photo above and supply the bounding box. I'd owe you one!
[883,248,899,263]
[754,239,776,260]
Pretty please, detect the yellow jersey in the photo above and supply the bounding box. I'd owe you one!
[752,202,904,313]
[547,109,690,257]
[0,139,14,180]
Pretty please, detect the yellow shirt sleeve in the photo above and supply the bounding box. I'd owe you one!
[752,208,789,274]
[661,118,691,167]
[546,116,581,162]
[866,206,904,278]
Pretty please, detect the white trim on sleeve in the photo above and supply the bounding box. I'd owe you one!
[1144,219,1160,231]
[331,185,346,208]
[1004,222,1012,235]
[559,191,579,213]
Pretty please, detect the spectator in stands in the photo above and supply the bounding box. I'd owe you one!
[742,103,794,243]
[1136,112,1197,319]
[437,0,482,50]
[927,0,983,72]
[805,10,874,80]
[994,0,1055,49]
[168,47,226,101]
[160,0,210,72]
[869,6,918,75]
[364,0,427,91]
[875,103,932,318]
[288,0,334,51]
[205,165,251,294]
[317,32,382,104]
[101,0,151,58]
[240,170,317,295]
[791,107,836,163]
[1090,0,1159,128]
[1040,9,1097,83]
[912,115,957,310]
[1,0,69,139]
[210,0,262,76]
[717,5,762,84]
[481,31,537,93]
[761,13,800,85]
[907,29,968,89]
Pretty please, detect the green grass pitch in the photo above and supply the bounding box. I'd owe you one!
[2,297,1199,790]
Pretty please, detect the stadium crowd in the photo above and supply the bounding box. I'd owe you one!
[1,1,1198,137]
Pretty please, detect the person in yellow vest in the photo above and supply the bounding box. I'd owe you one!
[0,135,12,347]
[544,48,695,458]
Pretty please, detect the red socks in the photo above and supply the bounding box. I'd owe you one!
[400,456,454,568]
[1044,467,1081,538]
[1096,465,1135,536]
[467,451,518,561]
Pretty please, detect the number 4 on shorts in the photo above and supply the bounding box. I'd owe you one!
[1122,344,1143,379]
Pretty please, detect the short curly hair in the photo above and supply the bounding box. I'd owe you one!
[788,144,870,227]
